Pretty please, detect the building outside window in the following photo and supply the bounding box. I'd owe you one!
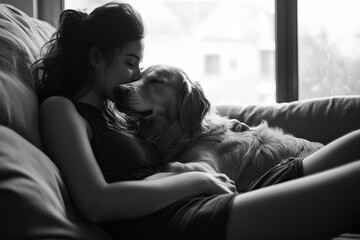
[205,55,220,75]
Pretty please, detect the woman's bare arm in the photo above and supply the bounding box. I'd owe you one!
[40,96,234,222]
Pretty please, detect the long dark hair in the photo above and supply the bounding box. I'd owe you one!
[33,2,144,132]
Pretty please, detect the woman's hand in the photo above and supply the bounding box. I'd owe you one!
[202,172,237,195]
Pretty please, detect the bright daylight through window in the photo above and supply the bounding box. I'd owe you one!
[65,0,276,105]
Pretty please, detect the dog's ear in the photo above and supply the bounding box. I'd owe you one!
[179,80,211,131]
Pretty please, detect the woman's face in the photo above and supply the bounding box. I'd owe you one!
[94,39,144,102]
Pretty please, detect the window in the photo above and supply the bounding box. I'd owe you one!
[260,50,274,75]
[298,0,360,99]
[64,0,276,105]
[205,55,220,75]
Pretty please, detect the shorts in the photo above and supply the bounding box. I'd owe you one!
[239,157,304,193]
[100,193,236,240]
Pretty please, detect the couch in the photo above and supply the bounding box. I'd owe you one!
[0,3,359,239]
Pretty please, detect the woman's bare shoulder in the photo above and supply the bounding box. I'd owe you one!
[40,96,90,137]
[40,96,75,112]
[40,96,84,124]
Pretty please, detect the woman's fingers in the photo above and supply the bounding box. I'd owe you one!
[211,173,237,193]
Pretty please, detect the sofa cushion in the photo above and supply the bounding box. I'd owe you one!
[0,4,55,149]
[0,125,111,239]
[217,96,360,144]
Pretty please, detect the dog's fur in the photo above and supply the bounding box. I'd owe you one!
[114,64,324,190]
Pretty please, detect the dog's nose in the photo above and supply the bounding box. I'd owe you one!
[113,85,129,99]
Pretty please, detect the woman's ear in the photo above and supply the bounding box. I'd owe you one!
[88,47,104,69]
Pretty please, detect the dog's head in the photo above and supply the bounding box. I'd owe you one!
[113,64,211,139]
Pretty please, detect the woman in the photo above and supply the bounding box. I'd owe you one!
[35,2,360,239]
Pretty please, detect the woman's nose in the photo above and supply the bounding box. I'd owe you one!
[132,68,141,81]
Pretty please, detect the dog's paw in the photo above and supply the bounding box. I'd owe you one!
[164,162,189,172]
[229,119,250,132]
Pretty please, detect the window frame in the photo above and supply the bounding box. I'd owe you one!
[275,0,298,103]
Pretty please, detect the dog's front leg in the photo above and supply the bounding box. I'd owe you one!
[165,161,217,174]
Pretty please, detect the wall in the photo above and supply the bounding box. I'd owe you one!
[0,0,62,26]
[1,0,36,17]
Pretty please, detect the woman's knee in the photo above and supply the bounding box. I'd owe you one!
[349,159,360,174]
[339,160,360,184]
[346,129,360,142]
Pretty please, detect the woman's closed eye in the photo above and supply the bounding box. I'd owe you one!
[126,60,136,68]
[126,56,140,68]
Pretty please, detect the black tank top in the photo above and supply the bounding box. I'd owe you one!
[72,100,162,183]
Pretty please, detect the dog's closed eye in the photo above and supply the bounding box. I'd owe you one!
[149,78,165,84]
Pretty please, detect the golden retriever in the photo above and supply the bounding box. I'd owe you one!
[113,64,324,190]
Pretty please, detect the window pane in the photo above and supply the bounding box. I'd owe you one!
[65,0,275,105]
[298,0,360,100]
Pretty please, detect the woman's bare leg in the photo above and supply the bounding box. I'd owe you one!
[302,129,360,175]
[226,160,360,240]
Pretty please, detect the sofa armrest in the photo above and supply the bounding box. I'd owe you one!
[217,96,360,144]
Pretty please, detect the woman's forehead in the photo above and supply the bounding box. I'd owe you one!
[121,39,144,59]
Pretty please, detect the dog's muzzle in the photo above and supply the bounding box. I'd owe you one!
[113,85,129,100]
